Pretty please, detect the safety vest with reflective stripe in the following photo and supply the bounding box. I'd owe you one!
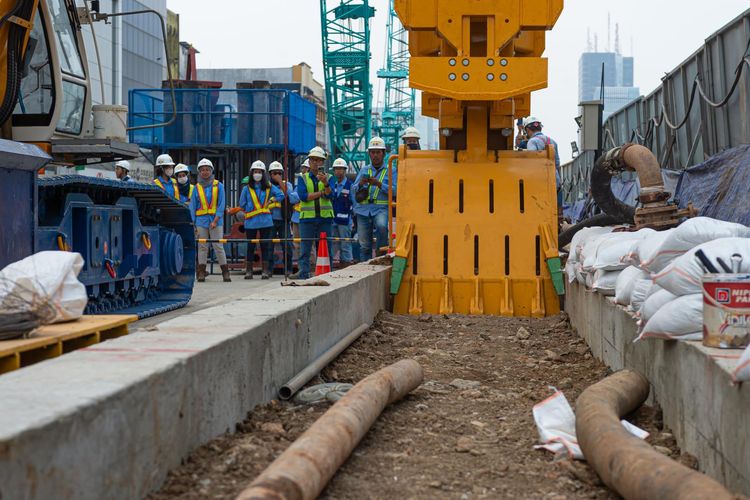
[267,196,282,210]
[195,180,219,216]
[154,177,179,201]
[366,166,389,205]
[179,184,194,204]
[244,187,272,219]
[300,173,333,219]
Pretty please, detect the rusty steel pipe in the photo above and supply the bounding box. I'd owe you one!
[236,359,424,500]
[621,144,665,190]
[575,370,735,500]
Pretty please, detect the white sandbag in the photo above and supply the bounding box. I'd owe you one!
[629,278,654,313]
[626,229,674,270]
[592,269,619,296]
[615,266,647,306]
[640,218,750,273]
[593,229,656,272]
[0,251,87,324]
[582,233,621,272]
[637,294,703,341]
[640,287,678,323]
[732,346,750,383]
[653,237,750,296]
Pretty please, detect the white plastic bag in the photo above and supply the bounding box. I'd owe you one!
[592,269,619,296]
[653,238,750,296]
[732,346,750,383]
[640,287,678,323]
[0,251,87,324]
[640,218,750,273]
[629,278,654,312]
[533,390,649,460]
[615,266,648,306]
[637,294,703,341]
[593,229,655,272]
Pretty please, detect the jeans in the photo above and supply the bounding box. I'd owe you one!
[298,219,333,279]
[356,211,388,260]
[330,223,353,263]
[197,225,227,265]
[271,219,294,273]
[246,226,273,267]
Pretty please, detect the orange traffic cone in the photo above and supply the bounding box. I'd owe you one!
[315,232,331,276]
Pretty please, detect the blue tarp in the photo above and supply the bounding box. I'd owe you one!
[675,145,750,226]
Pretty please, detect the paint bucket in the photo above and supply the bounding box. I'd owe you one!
[92,104,128,141]
[702,274,750,348]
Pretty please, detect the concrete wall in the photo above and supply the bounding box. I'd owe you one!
[566,282,750,495]
[0,265,389,500]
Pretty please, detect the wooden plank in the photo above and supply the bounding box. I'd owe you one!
[33,315,137,341]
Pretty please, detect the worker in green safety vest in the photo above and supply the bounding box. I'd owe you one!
[290,146,333,280]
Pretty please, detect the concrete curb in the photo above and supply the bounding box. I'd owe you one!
[566,282,750,495]
[0,265,390,500]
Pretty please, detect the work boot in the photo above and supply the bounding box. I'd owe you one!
[261,262,272,280]
[220,265,231,283]
[244,261,254,280]
[288,272,305,281]
[196,264,207,283]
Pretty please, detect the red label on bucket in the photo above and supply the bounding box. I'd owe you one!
[703,275,750,349]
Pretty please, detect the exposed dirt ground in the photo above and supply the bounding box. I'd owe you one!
[151,312,693,500]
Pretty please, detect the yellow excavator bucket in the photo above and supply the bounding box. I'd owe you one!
[391,0,564,317]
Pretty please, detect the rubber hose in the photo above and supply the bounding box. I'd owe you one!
[591,154,636,223]
[558,213,628,249]
[575,370,735,500]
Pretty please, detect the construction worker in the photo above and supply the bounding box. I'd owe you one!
[190,158,230,283]
[330,158,354,267]
[115,160,132,182]
[352,137,395,260]
[292,146,333,280]
[401,126,421,150]
[240,160,285,280]
[174,164,194,204]
[269,161,298,275]
[291,159,309,262]
[523,116,562,206]
[154,153,179,201]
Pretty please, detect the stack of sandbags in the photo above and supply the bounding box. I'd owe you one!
[638,236,750,341]
[583,229,654,296]
[565,227,614,284]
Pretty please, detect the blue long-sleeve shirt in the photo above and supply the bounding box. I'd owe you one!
[296,172,333,223]
[271,181,299,221]
[330,177,353,226]
[526,132,561,187]
[154,176,179,201]
[189,180,226,228]
[352,163,397,216]
[240,183,284,229]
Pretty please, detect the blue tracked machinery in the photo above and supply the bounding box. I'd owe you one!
[36,176,196,318]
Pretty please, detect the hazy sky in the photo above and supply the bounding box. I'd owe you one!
[171,1,749,161]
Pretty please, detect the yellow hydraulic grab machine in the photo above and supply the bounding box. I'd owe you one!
[389,0,565,317]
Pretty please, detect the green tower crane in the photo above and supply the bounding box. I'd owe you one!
[376,0,416,154]
[319,0,375,169]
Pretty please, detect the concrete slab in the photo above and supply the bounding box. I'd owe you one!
[566,282,750,495]
[0,264,390,500]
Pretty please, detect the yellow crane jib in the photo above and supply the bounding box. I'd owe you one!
[391,0,564,317]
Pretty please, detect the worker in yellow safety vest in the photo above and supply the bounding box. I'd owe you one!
[174,163,194,204]
[290,146,333,280]
[189,158,229,282]
[239,160,285,280]
[153,153,179,201]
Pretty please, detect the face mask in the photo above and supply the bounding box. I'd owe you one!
[407,143,421,150]
[177,176,188,185]
[253,173,263,182]
[164,168,174,177]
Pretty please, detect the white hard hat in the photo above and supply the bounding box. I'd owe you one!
[251,160,266,171]
[332,158,348,169]
[523,116,542,128]
[197,158,214,170]
[156,154,175,167]
[301,159,310,169]
[268,161,284,172]
[368,137,387,150]
[174,164,190,175]
[115,160,131,171]
[308,146,327,159]
[401,126,421,139]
